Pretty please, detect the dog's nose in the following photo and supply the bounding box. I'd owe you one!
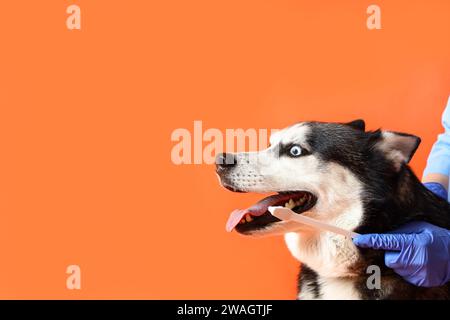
[215,153,237,170]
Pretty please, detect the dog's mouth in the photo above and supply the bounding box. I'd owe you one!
[226,191,317,234]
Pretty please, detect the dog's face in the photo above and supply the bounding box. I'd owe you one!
[216,120,420,236]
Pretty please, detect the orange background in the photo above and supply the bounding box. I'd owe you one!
[0,0,449,299]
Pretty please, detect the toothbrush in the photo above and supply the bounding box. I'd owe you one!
[268,206,360,239]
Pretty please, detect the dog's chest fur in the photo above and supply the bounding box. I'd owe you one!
[298,275,361,300]
[283,197,364,299]
[285,231,363,299]
[285,232,359,278]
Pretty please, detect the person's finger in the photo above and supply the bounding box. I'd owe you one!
[385,251,402,269]
[353,233,414,250]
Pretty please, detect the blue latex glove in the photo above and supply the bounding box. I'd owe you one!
[423,182,448,201]
[353,221,450,287]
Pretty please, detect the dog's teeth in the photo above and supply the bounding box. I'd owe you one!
[299,195,307,204]
[245,214,253,222]
[285,199,295,209]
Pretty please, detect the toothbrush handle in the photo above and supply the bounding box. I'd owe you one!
[269,207,360,239]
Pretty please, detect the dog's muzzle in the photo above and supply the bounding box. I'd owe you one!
[215,153,237,173]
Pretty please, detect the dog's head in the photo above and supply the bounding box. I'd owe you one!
[216,120,420,236]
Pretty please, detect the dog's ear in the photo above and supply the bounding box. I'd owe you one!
[345,119,365,131]
[376,131,421,170]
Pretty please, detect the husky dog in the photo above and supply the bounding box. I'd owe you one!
[216,120,450,299]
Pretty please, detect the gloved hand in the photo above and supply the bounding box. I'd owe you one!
[423,182,448,201]
[353,221,450,287]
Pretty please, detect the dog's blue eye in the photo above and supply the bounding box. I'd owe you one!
[289,145,302,157]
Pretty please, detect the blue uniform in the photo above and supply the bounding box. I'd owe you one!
[423,96,450,180]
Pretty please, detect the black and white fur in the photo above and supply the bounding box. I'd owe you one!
[216,120,450,300]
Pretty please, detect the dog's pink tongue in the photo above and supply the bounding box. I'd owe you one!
[226,209,249,232]
[226,194,289,232]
